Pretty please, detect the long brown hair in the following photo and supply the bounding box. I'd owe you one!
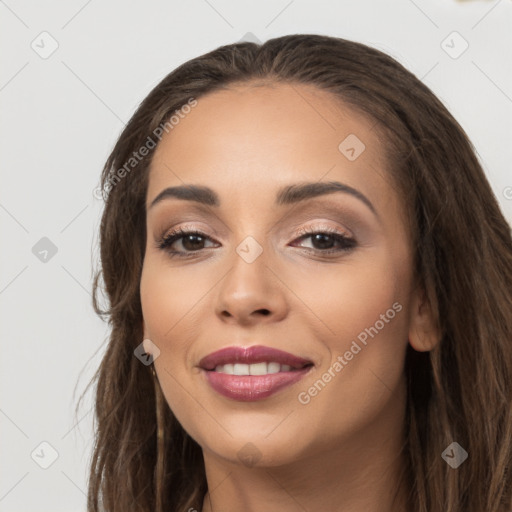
[82,34,512,511]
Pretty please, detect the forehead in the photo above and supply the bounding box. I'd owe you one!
[147,82,390,209]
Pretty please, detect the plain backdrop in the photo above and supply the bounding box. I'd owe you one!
[1,0,511,510]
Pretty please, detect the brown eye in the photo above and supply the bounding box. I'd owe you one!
[309,233,337,250]
[157,229,217,257]
[180,233,207,251]
[292,228,357,254]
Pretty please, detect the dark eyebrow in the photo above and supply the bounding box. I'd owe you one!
[149,181,377,217]
[150,184,219,208]
[276,181,376,216]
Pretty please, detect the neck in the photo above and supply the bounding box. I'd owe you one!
[200,385,409,512]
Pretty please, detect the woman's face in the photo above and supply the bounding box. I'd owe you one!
[140,82,426,467]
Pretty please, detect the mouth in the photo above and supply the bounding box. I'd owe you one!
[198,345,314,401]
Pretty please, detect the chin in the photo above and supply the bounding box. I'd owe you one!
[194,421,317,469]
[209,437,306,468]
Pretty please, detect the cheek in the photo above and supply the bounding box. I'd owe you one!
[294,251,408,353]
[140,259,210,343]
[139,259,213,426]
[139,261,199,408]
[290,252,411,444]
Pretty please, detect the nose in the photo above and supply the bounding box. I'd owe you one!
[215,249,288,326]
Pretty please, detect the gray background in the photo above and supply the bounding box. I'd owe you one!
[1,0,511,510]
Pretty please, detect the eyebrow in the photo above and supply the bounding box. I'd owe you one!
[149,181,377,217]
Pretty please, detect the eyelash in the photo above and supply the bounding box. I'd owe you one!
[156,226,356,259]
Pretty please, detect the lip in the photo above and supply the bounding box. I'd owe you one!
[198,345,314,402]
[198,345,313,370]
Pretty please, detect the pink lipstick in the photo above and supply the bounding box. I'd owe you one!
[198,345,314,401]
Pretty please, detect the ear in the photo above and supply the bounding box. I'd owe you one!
[408,285,441,352]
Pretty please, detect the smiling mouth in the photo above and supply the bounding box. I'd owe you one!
[198,345,315,401]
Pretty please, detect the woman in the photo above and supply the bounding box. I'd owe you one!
[85,34,512,511]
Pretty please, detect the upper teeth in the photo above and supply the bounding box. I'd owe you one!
[214,362,293,375]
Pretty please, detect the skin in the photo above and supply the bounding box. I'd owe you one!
[140,82,439,512]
